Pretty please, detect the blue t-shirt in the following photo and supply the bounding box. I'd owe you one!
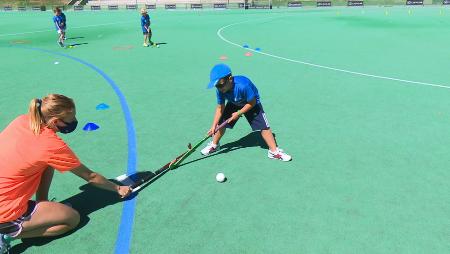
[216,76,261,106]
[141,14,150,31]
[53,15,65,30]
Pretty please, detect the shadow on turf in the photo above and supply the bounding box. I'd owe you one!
[179,131,275,168]
[65,36,85,40]
[9,182,126,254]
[67,42,89,47]
[154,42,167,46]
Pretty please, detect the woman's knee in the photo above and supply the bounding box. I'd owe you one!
[64,205,80,229]
[19,202,81,237]
[35,201,80,226]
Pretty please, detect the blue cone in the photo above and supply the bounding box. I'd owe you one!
[255,47,261,51]
[96,103,110,110]
[243,44,249,48]
[83,122,100,131]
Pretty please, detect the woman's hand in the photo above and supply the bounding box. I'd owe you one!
[117,185,132,199]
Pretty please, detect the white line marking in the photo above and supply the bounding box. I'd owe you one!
[217,17,450,90]
[0,21,133,37]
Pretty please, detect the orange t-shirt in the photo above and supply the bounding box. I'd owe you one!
[0,114,81,222]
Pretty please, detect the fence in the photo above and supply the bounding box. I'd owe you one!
[1,0,448,11]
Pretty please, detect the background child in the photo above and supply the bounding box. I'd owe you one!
[202,63,292,162]
[140,8,154,47]
[53,7,65,47]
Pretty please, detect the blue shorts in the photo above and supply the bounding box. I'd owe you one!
[0,200,37,237]
[219,103,270,131]
[142,27,151,35]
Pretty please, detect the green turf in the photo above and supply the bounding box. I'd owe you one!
[1,7,449,254]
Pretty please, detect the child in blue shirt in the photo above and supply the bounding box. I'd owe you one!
[53,8,65,47]
[202,64,292,161]
[140,8,154,47]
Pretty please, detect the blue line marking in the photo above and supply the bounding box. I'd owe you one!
[12,46,136,254]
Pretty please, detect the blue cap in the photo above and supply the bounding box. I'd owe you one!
[207,63,232,89]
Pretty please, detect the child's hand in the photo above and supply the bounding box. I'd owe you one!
[207,126,216,136]
[230,112,240,122]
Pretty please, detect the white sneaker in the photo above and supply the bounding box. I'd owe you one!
[268,148,292,161]
[0,234,10,254]
[201,141,220,156]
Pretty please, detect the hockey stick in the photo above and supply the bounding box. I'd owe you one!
[116,143,192,192]
[168,118,231,170]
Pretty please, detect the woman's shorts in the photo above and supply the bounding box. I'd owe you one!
[0,200,37,237]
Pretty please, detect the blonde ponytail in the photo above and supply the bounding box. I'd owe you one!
[29,98,44,135]
[28,94,75,135]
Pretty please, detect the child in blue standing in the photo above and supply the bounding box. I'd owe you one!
[140,8,154,47]
[52,7,65,48]
[201,63,292,161]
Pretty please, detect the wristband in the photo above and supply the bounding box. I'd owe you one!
[237,110,243,117]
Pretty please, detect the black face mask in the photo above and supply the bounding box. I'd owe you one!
[58,119,78,134]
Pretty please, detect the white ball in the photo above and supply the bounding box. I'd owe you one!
[215,173,225,183]
[54,61,59,65]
